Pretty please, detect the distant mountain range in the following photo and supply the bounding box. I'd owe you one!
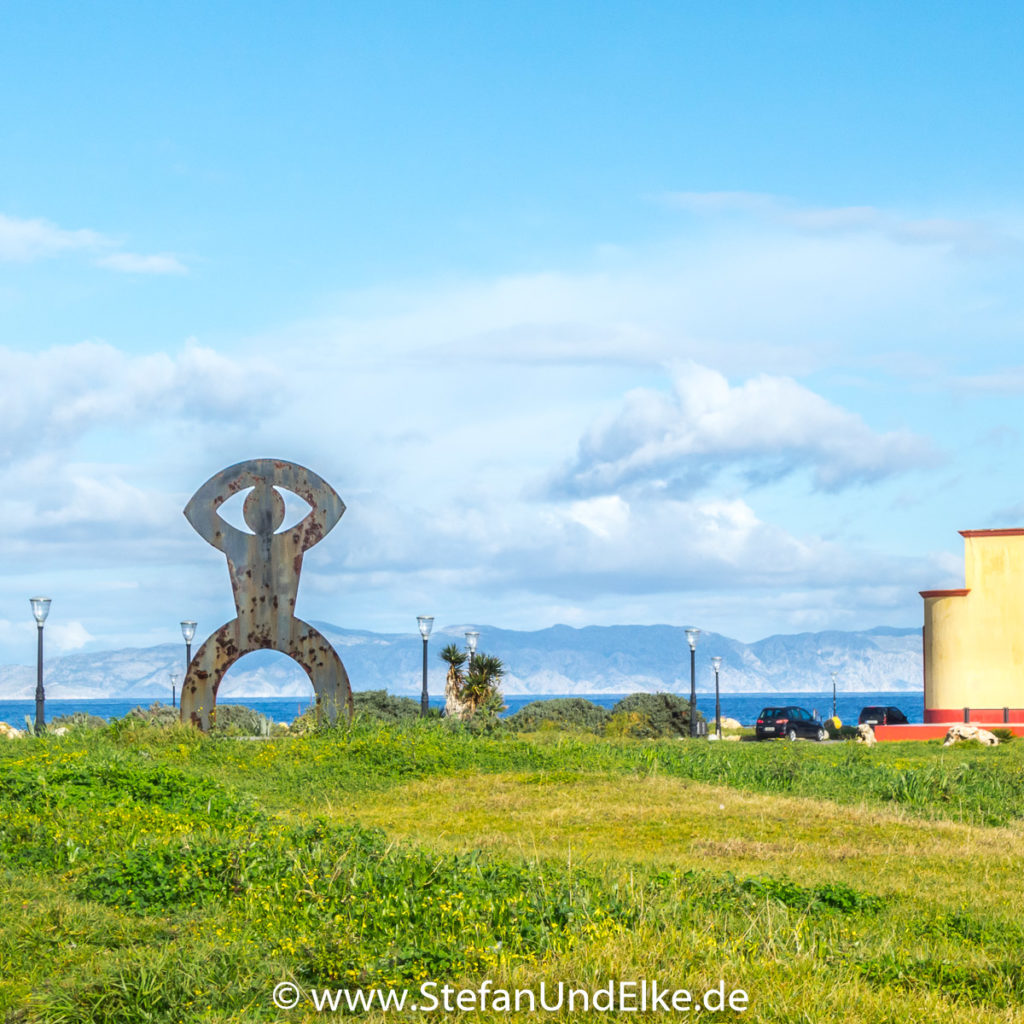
[0,622,922,701]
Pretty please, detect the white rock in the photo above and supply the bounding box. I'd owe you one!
[943,723,999,747]
[51,726,69,737]
[856,723,877,746]
[0,722,24,739]
[719,717,743,730]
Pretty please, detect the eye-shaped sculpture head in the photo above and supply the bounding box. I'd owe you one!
[184,458,345,555]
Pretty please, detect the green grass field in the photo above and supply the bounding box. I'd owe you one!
[2,719,1024,1022]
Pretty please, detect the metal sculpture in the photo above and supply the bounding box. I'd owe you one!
[179,458,353,730]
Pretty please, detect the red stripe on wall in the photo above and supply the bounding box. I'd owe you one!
[924,707,1024,724]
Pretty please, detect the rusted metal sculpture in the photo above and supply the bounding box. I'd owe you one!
[179,459,353,730]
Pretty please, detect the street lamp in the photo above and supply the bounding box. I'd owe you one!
[711,656,723,739]
[180,620,197,674]
[169,671,178,709]
[831,671,838,720]
[465,630,480,668]
[684,627,700,737]
[417,616,434,717]
[29,597,51,732]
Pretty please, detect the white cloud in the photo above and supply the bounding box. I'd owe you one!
[663,191,1015,256]
[312,482,914,602]
[0,340,280,463]
[0,211,187,273]
[549,362,936,496]
[94,252,188,275]
[0,617,92,654]
[0,214,106,261]
[270,200,996,386]
[955,367,1024,395]
[47,620,94,653]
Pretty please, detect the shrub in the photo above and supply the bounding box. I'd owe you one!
[605,710,655,739]
[354,689,432,723]
[506,697,610,734]
[609,692,703,738]
[125,701,180,727]
[210,704,272,736]
[49,711,106,730]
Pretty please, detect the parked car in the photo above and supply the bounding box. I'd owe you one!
[858,706,908,728]
[755,705,828,741]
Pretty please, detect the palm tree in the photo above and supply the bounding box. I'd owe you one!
[461,652,506,718]
[439,643,471,720]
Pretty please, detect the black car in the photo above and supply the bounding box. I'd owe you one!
[858,706,908,727]
[755,706,828,741]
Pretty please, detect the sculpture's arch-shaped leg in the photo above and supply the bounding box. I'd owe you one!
[180,618,353,731]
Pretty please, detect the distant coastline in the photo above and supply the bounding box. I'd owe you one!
[0,622,923,702]
[0,690,924,729]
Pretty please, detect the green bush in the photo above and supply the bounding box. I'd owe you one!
[124,701,179,727]
[506,697,610,734]
[609,692,703,738]
[49,711,106,730]
[354,689,432,723]
[210,704,272,736]
[290,690,438,734]
[604,710,655,739]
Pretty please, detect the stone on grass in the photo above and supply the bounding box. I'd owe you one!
[943,723,998,747]
[856,723,876,746]
[720,717,743,730]
[0,722,24,740]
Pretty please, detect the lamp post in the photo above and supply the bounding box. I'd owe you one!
[169,672,178,709]
[180,620,197,674]
[831,671,838,720]
[29,597,51,732]
[417,616,434,717]
[464,630,480,669]
[711,655,723,739]
[684,627,700,737]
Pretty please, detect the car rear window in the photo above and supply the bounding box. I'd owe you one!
[759,707,782,718]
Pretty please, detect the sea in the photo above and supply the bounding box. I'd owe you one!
[0,691,922,729]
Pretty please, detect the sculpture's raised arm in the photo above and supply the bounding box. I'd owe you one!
[270,460,345,549]
[183,460,273,551]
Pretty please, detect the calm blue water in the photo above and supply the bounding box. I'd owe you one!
[0,691,922,729]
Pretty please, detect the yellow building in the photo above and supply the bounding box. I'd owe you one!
[921,529,1024,723]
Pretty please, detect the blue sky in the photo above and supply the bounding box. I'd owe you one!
[2,1,1024,666]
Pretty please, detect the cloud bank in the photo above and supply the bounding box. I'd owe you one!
[549,363,936,497]
[0,212,186,274]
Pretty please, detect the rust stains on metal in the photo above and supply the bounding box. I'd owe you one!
[179,458,353,731]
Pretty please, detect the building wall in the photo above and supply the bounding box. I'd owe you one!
[921,529,1024,722]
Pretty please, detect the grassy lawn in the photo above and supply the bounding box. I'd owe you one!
[2,720,1024,1022]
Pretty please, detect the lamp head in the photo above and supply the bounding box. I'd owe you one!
[180,620,197,643]
[29,597,51,626]
[684,627,700,651]
[711,655,722,671]
[465,630,480,654]
[417,615,434,639]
